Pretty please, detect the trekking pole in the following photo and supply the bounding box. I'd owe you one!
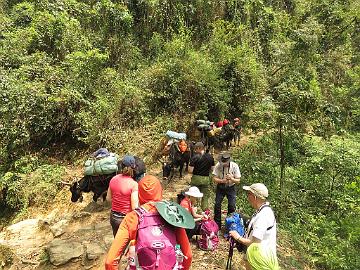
[119,242,130,270]
[226,237,235,270]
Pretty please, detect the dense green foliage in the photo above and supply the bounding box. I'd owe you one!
[0,0,359,269]
[233,133,360,270]
[0,155,65,217]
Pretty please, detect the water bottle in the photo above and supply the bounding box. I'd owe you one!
[207,233,214,250]
[126,240,136,270]
[174,244,185,269]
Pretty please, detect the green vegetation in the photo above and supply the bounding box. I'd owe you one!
[0,244,13,268]
[233,133,360,270]
[0,0,359,269]
[0,156,65,220]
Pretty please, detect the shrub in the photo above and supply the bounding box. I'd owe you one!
[0,161,65,212]
[233,133,360,270]
[141,31,229,120]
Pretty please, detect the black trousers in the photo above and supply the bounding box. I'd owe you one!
[186,222,201,240]
[214,185,236,229]
[110,210,126,237]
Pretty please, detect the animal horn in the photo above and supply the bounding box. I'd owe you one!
[60,181,72,186]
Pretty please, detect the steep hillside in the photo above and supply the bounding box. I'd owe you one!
[1,0,359,269]
[1,135,312,270]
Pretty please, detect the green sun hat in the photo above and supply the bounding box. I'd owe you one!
[155,200,195,229]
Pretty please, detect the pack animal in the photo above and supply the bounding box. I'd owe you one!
[205,127,235,152]
[219,126,236,149]
[162,140,193,181]
[64,172,117,202]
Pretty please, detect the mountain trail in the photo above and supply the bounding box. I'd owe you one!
[1,135,251,270]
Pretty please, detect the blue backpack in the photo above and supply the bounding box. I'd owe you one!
[224,212,245,239]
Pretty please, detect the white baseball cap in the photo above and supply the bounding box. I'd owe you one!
[185,186,203,198]
[243,183,269,199]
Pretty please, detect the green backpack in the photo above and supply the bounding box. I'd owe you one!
[84,153,119,176]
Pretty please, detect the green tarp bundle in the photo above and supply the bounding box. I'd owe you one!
[84,153,119,176]
[197,119,211,131]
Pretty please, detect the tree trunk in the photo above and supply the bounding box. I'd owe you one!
[279,120,285,191]
[279,119,285,220]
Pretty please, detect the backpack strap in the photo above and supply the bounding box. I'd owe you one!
[134,207,146,215]
[246,204,275,237]
[247,222,274,235]
[134,206,148,222]
[134,206,149,242]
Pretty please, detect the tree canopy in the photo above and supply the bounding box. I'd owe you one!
[0,1,359,269]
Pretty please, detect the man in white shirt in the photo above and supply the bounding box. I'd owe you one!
[212,152,241,229]
[229,183,279,270]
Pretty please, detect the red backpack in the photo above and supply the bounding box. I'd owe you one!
[197,219,219,251]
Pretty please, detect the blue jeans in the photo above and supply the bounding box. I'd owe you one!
[214,185,236,229]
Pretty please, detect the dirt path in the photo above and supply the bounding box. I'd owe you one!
[1,136,250,270]
[115,137,248,269]
[97,146,246,270]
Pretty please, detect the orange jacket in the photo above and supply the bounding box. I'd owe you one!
[105,203,192,270]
